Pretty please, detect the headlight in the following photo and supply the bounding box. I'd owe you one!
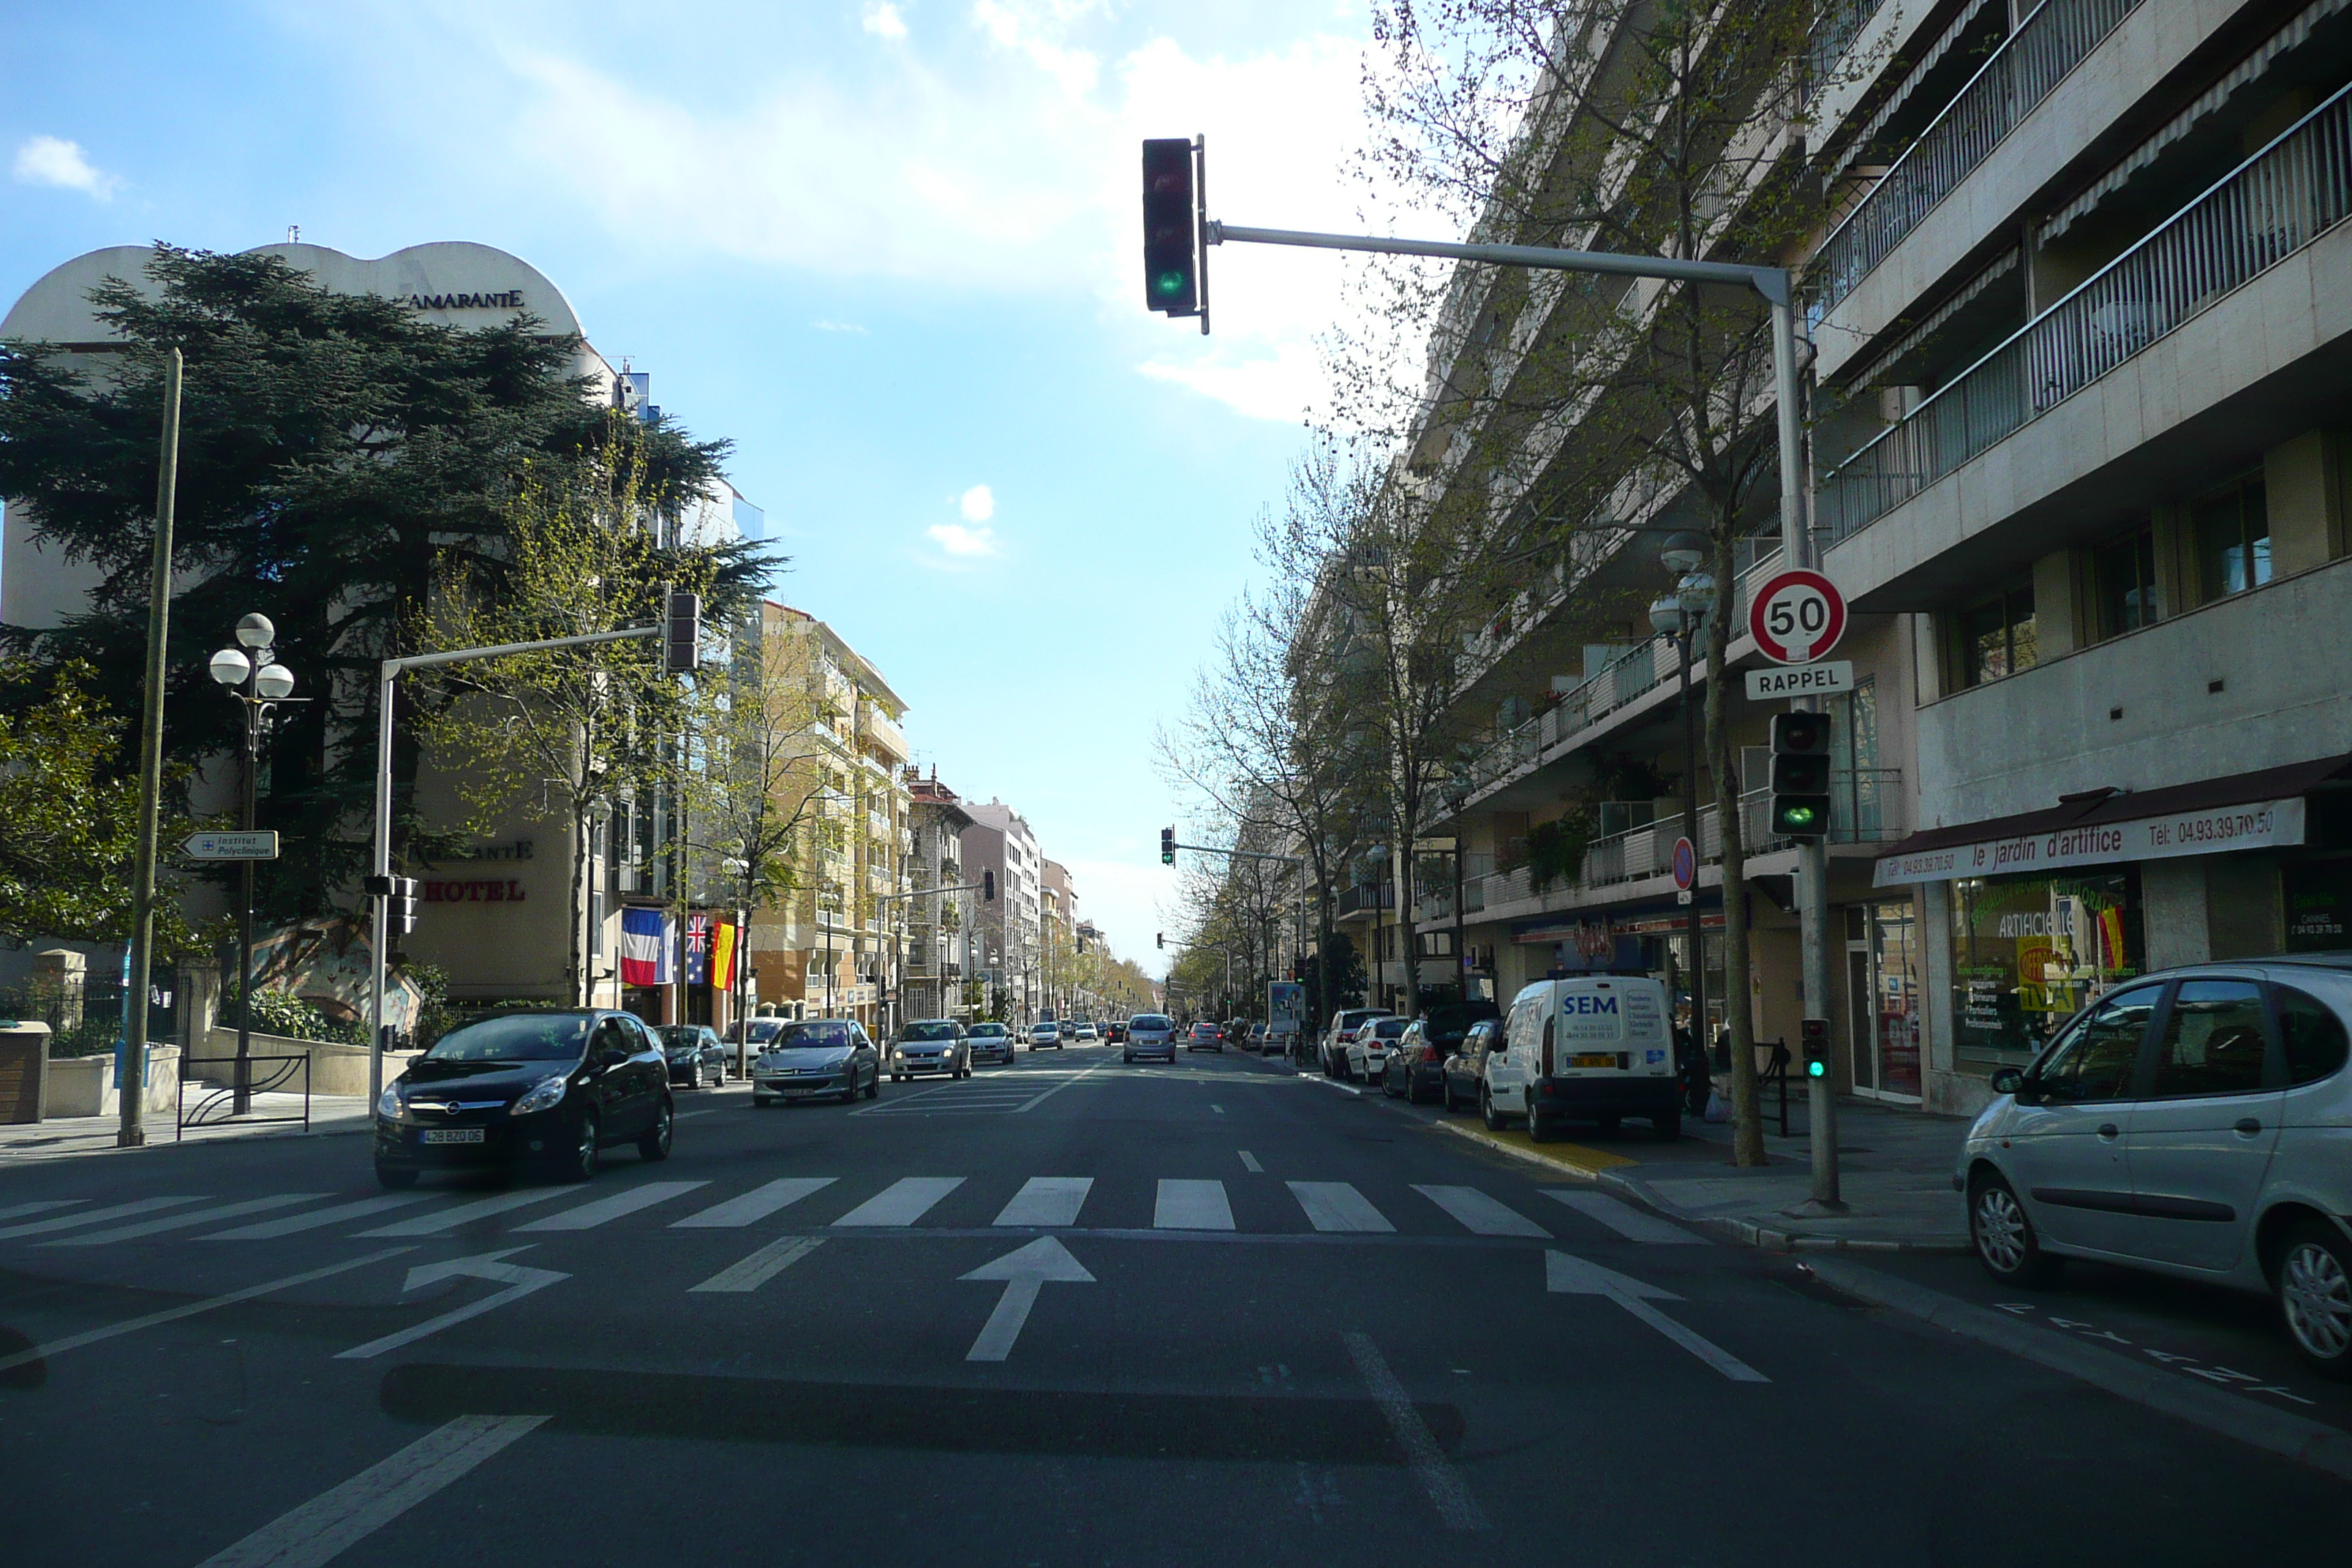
[511,1075,568,1115]
[376,1085,402,1120]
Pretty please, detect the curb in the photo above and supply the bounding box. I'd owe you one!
[1803,1254,2352,1482]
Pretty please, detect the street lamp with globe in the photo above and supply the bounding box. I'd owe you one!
[1647,534,1716,1093]
[208,614,301,1112]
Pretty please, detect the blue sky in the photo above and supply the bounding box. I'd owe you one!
[1,0,1419,977]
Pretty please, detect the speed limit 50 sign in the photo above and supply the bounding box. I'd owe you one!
[1749,568,1847,665]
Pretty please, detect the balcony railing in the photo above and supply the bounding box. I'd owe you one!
[1808,0,2146,318]
[1336,883,1394,918]
[1807,0,1893,97]
[1819,83,2352,543]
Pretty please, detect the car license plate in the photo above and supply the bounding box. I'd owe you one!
[1569,1053,1616,1069]
[420,1128,484,1144]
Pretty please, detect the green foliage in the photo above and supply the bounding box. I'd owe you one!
[219,984,363,1045]
[1523,811,1593,891]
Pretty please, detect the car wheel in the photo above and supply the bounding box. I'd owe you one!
[753,1093,773,1108]
[638,1099,673,1161]
[1970,1170,2060,1286]
[1481,1085,1506,1132]
[865,1071,880,1098]
[2277,1221,2352,1378]
[375,1162,418,1191]
[1527,1096,1555,1143]
[566,1112,601,1182]
[1651,1107,1681,1142]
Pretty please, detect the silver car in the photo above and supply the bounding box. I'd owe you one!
[1957,957,2352,1376]
[1125,1013,1177,1063]
[891,1019,970,1081]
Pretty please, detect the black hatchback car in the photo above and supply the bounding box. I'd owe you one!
[660,1024,728,1088]
[375,1010,674,1187]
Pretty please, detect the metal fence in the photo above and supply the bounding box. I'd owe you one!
[1819,81,2352,543]
[178,1052,311,1135]
[1809,0,2146,317]
[0,973,183,1059]
[1808,0,1893,96]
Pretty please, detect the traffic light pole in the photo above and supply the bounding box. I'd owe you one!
[1162,836,1307,1041]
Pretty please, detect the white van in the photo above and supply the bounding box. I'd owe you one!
[1480,975,1680,1142]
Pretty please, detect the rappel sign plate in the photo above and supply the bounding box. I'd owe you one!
[1748,570,1847,665]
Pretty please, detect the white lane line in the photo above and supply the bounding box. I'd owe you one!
[205,1194,432,1240]
[1212,1104,1226,1115]
[358,1188,572,1237]
[830,1177,965,1227]
[195,1413,550,1568]
[1545,1189,1703,1244]
[0,1195,205,1240]
[1238,1150,1264,1173]
[0,1200,86,1224]
[1154,1179,1235,1231]
[1545,1250,1767,1382]
[689,1236,824,1293]
[1289,1182,1395,1234]
[670,1177,837,1228]
[1342,1332,1486,1531]
[1303,1076,1362,1097]
[0,1248,412,1375]
[1413,1185,1549,1238]
[48,1194,331,1247]
[513,1180,709,1232]
[1016,1061,1107,1112]
[993,1177,1093,1228]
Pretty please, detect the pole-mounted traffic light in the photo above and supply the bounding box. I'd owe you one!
[1800,1017,1831,1079]
[982,870,997,902]
[1768,710,1833,840]
[366,874,421,935]
[662,586,701,676]
[1141,137,1207,331]
[1156,932,1164,950]
[1160,827,1176,867]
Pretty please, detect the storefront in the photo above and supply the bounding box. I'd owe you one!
[1844,898,1923,1099]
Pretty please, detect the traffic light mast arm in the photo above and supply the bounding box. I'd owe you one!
[1165,840,1302,868]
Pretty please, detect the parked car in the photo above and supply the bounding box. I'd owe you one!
[1424,998,1501,1058]
[1442,1018,1506,1112]
[751,1017,881,1107]
[1126,1013,1177,1063]
[1248,1022,1271,1052]
[1481,975,1678,1142]
[891,1018,971,1081]
[967,1022,1016,1065]
[1074,1021,1099,1041]
[1957,957,2352,1377]
[1029,1021,1064,1049]
[1321,1008,1394,1077]
[1186,1020,1224,1053]
[659,1024,728,1089]
[1382,1019,1452,1104]
[375,1009,672,1187]
[1346,1016,1410,1082]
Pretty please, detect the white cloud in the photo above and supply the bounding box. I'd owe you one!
[811,319,869,333]
[861,3,907,40]
[926,521,1001,557]
[958,483,995,523]
[12,135,121,200]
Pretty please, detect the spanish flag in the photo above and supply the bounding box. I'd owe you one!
[711,920,739,990]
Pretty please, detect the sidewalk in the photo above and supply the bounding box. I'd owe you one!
[0,1092,371,1164]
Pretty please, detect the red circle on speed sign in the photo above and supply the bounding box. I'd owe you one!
[1749,568,1847,664]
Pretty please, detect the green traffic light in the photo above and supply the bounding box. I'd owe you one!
[1807,1060,1827,1078]
[1153,270,1188,298]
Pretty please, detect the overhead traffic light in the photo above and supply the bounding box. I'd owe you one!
[1768,709,1833,840]
[1141,137,1206,323]
[1156,932,1164,950]
[1800,1017,1831,1079]
[1160,827,1176,866]
[662,586,701,676]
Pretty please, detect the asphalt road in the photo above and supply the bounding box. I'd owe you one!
[1,1043,2345,1566]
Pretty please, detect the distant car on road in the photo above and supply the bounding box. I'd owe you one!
[752,1018,882,1108]
[891,1018,970,1081]
[1381,1019,1452,1104]
[1186,1021,1223,1053]
[1074,1021,1099,1041]
[967,1022,1015,1064]
[1029,1021,1064,1049]
[659,1024,728,1089]
[1125,1013,1177,1063]
[1105,1020,1127,1044]
[1321,1009,1394,1077]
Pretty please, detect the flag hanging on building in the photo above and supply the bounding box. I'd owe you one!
[684,913,712,985]
[619,906,674,987]
[711,920,738,991]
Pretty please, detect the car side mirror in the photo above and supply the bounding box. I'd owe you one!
[1989,1066,2026,1096]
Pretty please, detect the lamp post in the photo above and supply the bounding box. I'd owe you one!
[1648,536,1714,1078]
[207,614,298,1115]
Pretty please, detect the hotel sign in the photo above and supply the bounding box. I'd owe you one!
[1874,796,2307,887]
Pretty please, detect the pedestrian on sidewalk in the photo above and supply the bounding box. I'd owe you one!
[1675,1022,1710,1115]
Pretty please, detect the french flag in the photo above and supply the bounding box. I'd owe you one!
[619,907,675,987]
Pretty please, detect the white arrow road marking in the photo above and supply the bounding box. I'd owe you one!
[690,1236,825,1294]
[1546,1250,1768,1382]
[1343,1333,1486,1531]
[961,1235,1093,1362]
[194,1413,549,1568]
[0,1249,412,1375]
[336,1248,570,1360]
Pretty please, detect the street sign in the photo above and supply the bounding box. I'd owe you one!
[182,831,279,861]
[1670,836,1696,891]
[1745,660,1855,700]
[1749,569,1847,665]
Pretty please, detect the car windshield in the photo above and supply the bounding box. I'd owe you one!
[743,1020,786,1044]
[425,1013,592,1062]
[772,1021,853,1050]
[657,1026,707,1049]
[900,1021,958,1041]
[1132,1015,1172,1030]
[970,1025,1007,1038]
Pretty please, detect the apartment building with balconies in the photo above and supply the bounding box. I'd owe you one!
[905,774,976,1024]
[962,800,1044,1024]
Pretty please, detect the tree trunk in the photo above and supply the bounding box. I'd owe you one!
[1706,528,1767,1166]
[570,725,591,1008]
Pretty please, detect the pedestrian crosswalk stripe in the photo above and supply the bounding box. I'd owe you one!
[690,1236,824,1293]
[1237,1150,1263,1173]
[514,1180,710,1232]
[204,1194,432,1240]
[47,1194,330,1248]
[1412,1185,1549,1237]
[1545,1189,1703,1244]
[0,1200,86,1224]
[1154,1178,1233,1230]
[670,1177,836,1229]
[1288,1182,1394,1234]
[994,1177,1092,1227]
[358,1188,573,1236]
[831,1177,965,1227]
[0,1196,206,1241]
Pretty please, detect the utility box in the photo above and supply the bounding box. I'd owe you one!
[0,1022,55,1124]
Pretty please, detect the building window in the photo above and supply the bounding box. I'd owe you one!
[2092,524,2159,638]
[1956,583,2036,687]
[1949,870,2141,1068]
[2193,475,2270,602]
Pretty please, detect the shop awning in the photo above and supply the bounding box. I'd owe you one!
[1872,755,2352,887]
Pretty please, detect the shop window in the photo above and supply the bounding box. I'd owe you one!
[2193,475,2271,603]
[2092,524,2160,639]
[1951,871,2141,1066]
[1955,583,2036,687]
